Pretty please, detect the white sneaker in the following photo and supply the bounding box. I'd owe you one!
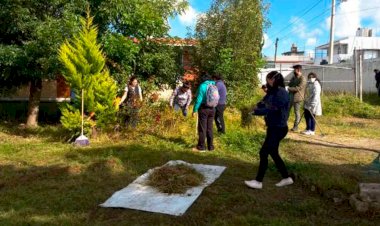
[308,131,315,135]
[301,130,310,135]
[244,180,263,189]
[275,177,294,187]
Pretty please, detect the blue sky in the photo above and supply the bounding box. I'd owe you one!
[169,0,380,57]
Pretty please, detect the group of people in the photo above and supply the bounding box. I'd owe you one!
[117,67,323,190]
[117,73,228,153]
[245,65,323,189]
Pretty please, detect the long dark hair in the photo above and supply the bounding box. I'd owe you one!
[308,72,322,87]
[128,76,138,86]
[266,71,285,89]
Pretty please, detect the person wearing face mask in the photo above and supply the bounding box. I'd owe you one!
[244,71,293,189]
[287,64,307,132]
[302,72,322,135]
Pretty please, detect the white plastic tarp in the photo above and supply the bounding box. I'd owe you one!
[100,160,226,216]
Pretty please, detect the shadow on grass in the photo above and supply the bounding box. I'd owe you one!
[0,122,70,143]
[1,143,380,225]
[363,93,380,106]
[142,131,193,148]
[286,136,380,154]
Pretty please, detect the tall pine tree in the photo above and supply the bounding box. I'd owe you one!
[59,10,117,134]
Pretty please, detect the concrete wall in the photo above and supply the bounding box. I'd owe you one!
[259,57,380,93]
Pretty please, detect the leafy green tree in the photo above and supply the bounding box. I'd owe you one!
[0,0,85,127]
[194,0,268,105]
[96,0,188,93]
[59,11,117,133]
[0,0,188,126]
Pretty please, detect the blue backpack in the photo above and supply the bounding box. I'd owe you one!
[206,84,220,107]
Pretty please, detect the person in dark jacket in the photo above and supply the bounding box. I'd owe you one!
[288,64,307,132]
[244,71,293,189]
[213,74,227,134]
[375,69,380,97]
[119,76,143,128]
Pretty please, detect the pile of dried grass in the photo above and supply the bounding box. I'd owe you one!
[147,164,205,194]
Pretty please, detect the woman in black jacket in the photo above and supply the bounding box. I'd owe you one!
[244,71,293,189]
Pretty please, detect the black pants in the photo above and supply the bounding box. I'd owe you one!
[215,104,226,133]
[256,126,289,182]
[197,107,215,150]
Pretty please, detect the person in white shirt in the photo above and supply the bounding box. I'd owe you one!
[301,72,322,135]
[169,83,192,116]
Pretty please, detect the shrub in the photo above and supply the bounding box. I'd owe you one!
[323,94,380,119]
[59,11,118,135]
[60,105,95,141]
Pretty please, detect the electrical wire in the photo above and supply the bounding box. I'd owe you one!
[269,0,324,38]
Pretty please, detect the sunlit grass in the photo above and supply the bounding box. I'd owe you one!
[0,95,380,225]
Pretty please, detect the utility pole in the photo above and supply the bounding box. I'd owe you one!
[328,0,336,64]
[274,38,279,68]
[359,51,363,102]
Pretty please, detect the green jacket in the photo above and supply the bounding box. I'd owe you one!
[193,80,215,113]
[288,73,307,103]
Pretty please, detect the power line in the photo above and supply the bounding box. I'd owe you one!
[335,6,380,16]
[268,1,343,50]
[269,0,323,38]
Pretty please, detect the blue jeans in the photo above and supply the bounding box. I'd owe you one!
[304,109,315,131]
[174,104,188,116]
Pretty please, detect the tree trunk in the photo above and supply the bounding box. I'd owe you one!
[26,78,42,127]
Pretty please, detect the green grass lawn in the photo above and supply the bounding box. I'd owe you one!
[1,95,380,225]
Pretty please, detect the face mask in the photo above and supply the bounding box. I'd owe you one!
[309,78,316,83]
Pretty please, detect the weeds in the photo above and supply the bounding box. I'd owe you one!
[323,94,380,119]
[0,95,380,225]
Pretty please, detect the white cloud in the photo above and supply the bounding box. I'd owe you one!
[263,33,273,49]
[327,0,380,38]
[306,38,317,46]
[179,5,198,26]
[327,0,360,38]
[288,17,321,47]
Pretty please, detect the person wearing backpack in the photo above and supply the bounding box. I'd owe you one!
[192,74,219,152]
[213,74,227,134]
[169,83,192,116]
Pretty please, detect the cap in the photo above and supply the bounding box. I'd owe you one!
[293,64,302,69]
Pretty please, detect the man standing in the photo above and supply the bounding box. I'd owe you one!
[375,69,380,97]
[192,75,217,152]
[213,74,227,134]
[287,64,306,132]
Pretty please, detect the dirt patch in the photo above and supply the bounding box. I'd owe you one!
[287,132,380,154]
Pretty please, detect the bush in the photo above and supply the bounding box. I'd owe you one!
[60,105,95,141]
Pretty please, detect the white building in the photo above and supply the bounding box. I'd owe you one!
[316,28,380,64]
